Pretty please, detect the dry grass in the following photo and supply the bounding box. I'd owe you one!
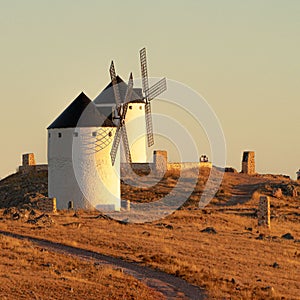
[0,234,163,299]
[0,171,300,299]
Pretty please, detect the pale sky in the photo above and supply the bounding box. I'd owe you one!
[0,0,299,179]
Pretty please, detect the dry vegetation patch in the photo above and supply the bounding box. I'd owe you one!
[1,170,300,299]
[0,234,163,300]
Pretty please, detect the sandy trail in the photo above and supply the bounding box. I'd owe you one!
[0,230,206,300]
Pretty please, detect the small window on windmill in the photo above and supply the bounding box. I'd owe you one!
[129,105,133,110]
[48,133,51,138]
[58,133,62,138]
[139,106,143,110]
[73,132,78,137]
[92,132,97,137]
[108,131,112,137]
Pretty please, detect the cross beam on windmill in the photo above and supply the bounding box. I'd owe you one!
[139,47,167,147]
[109,61,134,166]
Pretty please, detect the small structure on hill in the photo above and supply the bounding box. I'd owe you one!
[258,195,270,228]
[200,155,209,162]
[23,153,35,166]
[296,169,300,181]
[241,151,255,175]
[153,150,168,173]
[19,153,47,174]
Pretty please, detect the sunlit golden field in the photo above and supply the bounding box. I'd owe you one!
[0,169,299,299]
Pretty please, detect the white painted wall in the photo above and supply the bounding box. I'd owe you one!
[125,102,147,163]
[48,127,120,211]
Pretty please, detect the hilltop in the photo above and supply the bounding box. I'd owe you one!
[1,165,300,211]
[0,166,300,298]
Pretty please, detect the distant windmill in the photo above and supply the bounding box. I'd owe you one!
[95,47,167,165]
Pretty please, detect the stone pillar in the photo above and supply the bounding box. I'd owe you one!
[121,200,130,211]
[241,151,255,174]
[22,153,36,166]
[258,196,270,228]
[52,198,57,213]
[153,150,168,173]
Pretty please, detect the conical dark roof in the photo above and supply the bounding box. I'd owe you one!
[94,76,143,104]
[47,92,115,129]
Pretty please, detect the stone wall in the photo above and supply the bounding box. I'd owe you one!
[168,162,212,171]
[130,163,151,173]
[19,164,48,174]
[36,197,57,213]
[241,151,255,174]
[121,161,212,175]
[19,153,48,174]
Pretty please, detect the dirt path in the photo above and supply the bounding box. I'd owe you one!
[226,182,263,206]
[0,230,206,300]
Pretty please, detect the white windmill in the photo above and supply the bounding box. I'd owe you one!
[47,48,167,211]
[47,92,120,211]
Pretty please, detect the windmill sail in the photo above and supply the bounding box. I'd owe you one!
[139,47,167,148]
[110,61,122,106]
[140,47,149,96]
[109,71,134,165]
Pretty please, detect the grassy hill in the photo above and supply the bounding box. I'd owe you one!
[0,166,300,298]
[0,170,47,208]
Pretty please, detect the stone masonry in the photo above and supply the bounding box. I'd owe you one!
[23,153,36,166]
[241,151,255,174]
[258,195,270,228]
[19,153,47,174]
[36,197,57,213]
[153,150,168,173]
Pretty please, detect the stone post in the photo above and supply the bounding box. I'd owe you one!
[125,200,130,211]
[153,150,168,173]
[258,196,270,228]
[22,153,36,166]
[241,151,255,174]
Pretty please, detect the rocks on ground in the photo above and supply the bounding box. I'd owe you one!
[281,233,294,240]
[2,206,54,226]
[201,227,217,234]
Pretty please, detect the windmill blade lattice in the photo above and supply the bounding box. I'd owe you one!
[120,122,132,164]
[144,102,154,147]
[140,48,150,96]
[109,71,134,165]
[139,47,167,147]
[148,78,167,101]
[109,61,121,106]
[110,124,122,165]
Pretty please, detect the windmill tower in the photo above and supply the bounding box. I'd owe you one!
[47,92,120,211]
[94,47,167,163]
